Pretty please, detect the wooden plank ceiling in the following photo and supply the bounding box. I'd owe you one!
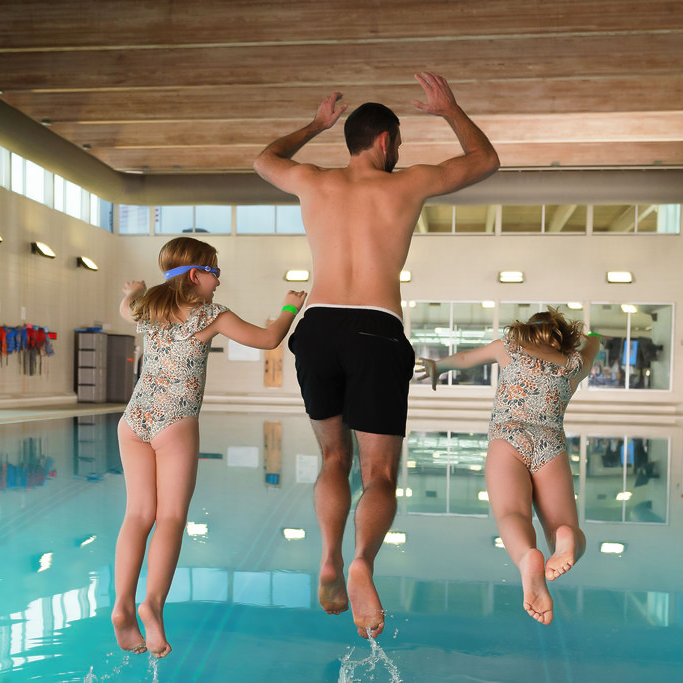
[1,0,682,173]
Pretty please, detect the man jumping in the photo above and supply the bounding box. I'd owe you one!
[254,72,499,638]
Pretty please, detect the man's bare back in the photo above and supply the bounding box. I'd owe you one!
[254,72,500,318]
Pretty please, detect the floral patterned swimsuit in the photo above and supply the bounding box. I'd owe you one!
[488,338,583,472]
[124,303,228,442]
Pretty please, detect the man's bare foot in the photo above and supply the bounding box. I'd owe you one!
[546,525,577,581]
[319,560,349,614]
[138,601,171,658]
[520,548,553,625]
[111,605,147,654]
[347,558,385,638]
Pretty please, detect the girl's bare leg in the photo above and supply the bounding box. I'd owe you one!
[112,418,157,654]
[486,440,553,625]
[138,417,200,658]
[532,452,586,581]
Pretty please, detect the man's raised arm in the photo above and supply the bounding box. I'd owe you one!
[404,72,500,198]
[253,92,348,195]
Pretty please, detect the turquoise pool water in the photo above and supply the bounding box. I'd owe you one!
[1,411,682,682]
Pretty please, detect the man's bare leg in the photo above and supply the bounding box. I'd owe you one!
[311,416,353,615]
[347,431,402,639]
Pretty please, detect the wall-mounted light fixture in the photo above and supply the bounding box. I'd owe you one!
[31,241,56,258]
[621,304,638,314]
[399,270,411,282]
[284,269,309,282]
[77,256,99,271]
[0,235,3,243]
[607,271,633,284]
[498,271,524,283]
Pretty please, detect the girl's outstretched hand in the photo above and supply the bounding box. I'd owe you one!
[283,290,307,312]
[123,280,146,297]
[416,357,439,391]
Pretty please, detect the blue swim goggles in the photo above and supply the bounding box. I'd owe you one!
[164,265,221,280]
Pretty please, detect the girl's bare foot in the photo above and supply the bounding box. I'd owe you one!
[546,525,577,581]
[319,560,349,614]
[347,558,385,638]
[111,605,147,653]
[138,601,171,658]
[520,548,553,625]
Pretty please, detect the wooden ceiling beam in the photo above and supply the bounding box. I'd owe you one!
[90,141,683,172]
[4,75,682,122]
[1,33,679,91]
[47,112,683,148]
[2,1,681,50]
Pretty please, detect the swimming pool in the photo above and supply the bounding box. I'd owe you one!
[1,411,682,682]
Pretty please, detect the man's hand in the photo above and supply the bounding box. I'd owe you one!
[412,72,458,117]
[312,92,348,131]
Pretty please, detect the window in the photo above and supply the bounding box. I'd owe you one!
[11,152,24,194]
[275,205,305,234]
[119,205,150,235]
[54,175,65,212]
[501,205,543,233]
[236,205,275,234]
[455,205,496,233]
[155,206,194,233]
[0,146,9,189]
[24,160,45,204]
[195,205,231,233]
[65,180,82,219]
[544,205,587,233]
[588,303,672,390]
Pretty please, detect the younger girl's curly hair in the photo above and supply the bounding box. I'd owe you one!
[505,307,583,355]
[131,237,218,324]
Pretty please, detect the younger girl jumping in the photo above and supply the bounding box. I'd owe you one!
[418,308,600,625]
[112,237,306,657]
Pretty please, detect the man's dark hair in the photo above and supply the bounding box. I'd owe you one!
[344,103,400,155]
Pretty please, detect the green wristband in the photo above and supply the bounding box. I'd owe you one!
[587,332,602,339]
[282,305,298,316]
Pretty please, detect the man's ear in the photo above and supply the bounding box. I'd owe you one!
[376,130,390,154]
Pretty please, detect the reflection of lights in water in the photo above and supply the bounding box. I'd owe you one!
[567,302,583,310]
[477,491,489,501]
[384,531,407,546]
[80,535,97,547]
[395,488,413,497]
[282,528,306,540]
[406,460,416,468]
[481,301,495,309]
[571,454,580,462]
[616,491,633,501]
[621,304,638,314]
[493,537,505,549]
[600,542,626,554]
[38,553,52,572]
[186,522,208,537]
[468,465,483,471]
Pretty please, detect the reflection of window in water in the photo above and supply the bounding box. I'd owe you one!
[586,436,668,523]
[0,437,55,491]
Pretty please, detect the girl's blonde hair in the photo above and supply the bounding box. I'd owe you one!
[131,237,218,323]
[505,307,583,354]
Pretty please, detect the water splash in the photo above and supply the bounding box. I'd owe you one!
[83,653,131,681]
[338,630,402,683]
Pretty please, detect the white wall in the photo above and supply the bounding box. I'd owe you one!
[0,188,117,399]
